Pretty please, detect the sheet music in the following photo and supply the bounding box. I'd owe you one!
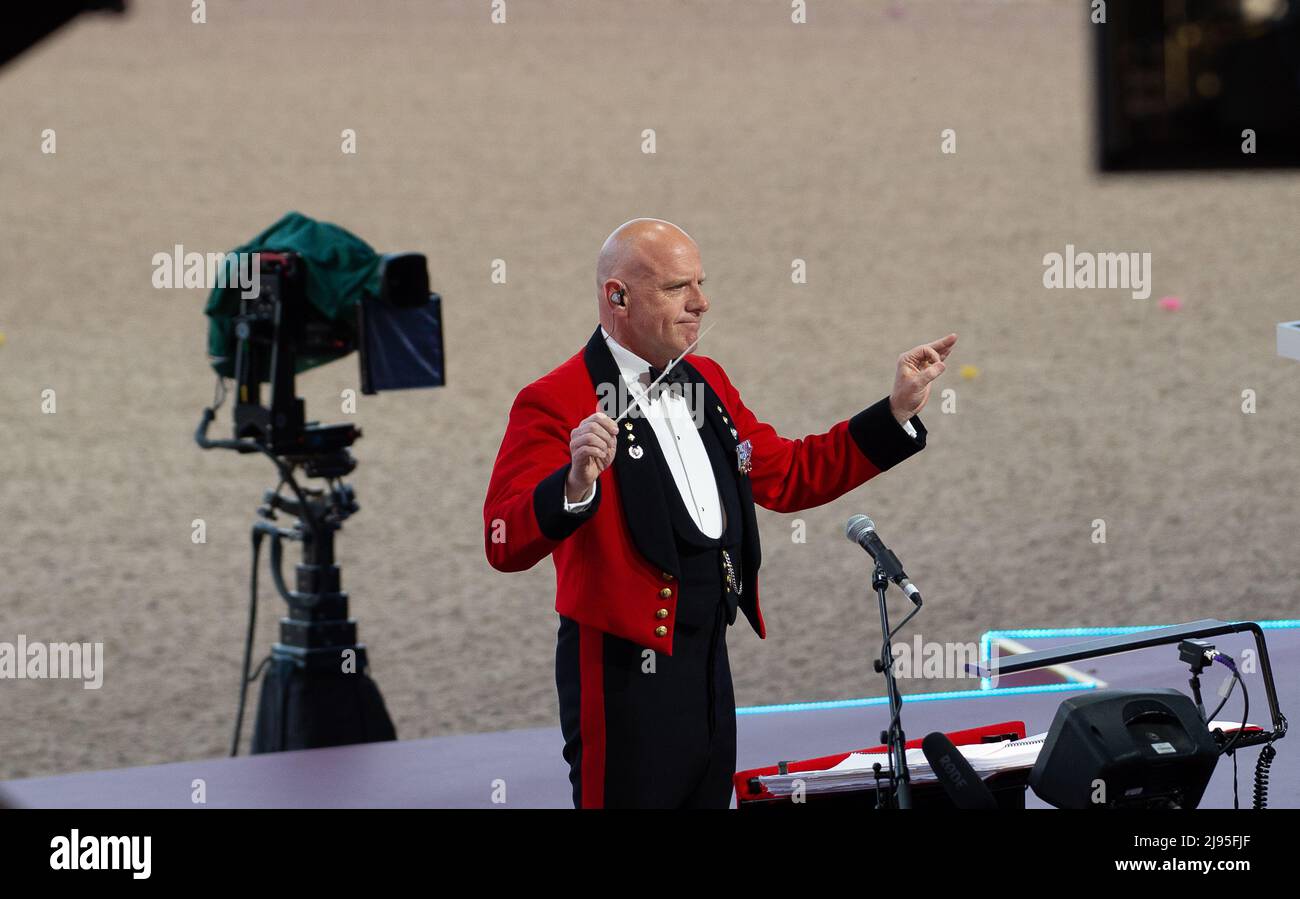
[756,733,1048,797]
[755,720,1258,797]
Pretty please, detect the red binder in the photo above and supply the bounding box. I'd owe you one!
[734,719,1027,806]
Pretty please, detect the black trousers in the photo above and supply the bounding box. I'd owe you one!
[556,599,736,808]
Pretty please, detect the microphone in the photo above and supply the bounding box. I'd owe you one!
[920,731,998,810]
[845,514,922,604]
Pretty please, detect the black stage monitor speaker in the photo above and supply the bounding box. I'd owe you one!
[1030,689,1219,809]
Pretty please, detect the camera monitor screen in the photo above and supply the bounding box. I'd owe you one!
[1096,0,1300,170]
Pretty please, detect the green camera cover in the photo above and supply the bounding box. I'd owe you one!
[204,211,382,377]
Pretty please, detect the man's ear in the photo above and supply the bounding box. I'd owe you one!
[605,280,629,310]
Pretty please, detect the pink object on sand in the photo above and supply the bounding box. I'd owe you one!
[1159,296,1183,311]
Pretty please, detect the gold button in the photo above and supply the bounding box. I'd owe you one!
[659,587,672,598]
[655,625,668,637]
[656,608,669,619]
[661,571,674,581]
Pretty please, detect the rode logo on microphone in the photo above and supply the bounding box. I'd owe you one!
[937,753,969,791]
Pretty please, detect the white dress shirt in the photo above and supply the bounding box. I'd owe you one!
[562,327,917,526]
[564,328,723,537]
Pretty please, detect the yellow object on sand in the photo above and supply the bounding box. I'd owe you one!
[960,364,979,380]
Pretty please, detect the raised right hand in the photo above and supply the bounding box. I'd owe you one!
[567,411,618,501]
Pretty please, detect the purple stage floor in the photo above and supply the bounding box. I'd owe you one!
[3,620,1295,809]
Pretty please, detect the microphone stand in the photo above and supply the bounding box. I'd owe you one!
[870,561,913,809]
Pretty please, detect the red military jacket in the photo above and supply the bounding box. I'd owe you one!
[483,327,926,655]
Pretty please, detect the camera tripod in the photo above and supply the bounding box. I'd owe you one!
[241,453,396,754]
[197,399,395,755]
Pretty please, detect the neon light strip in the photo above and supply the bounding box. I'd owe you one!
[736,681,1092,716]
[978,618,1300,688]
[739,619,1299,715]
[988,635,1107,690]
[982,618,1300,643]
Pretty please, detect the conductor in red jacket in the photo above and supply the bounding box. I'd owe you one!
[484,218,956,808]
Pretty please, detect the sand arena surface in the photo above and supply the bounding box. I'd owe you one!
[1,0,1297,781]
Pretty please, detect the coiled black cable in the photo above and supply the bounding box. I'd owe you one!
[1252,741,1277,810]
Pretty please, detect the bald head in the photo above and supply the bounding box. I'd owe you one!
[596,219,696,297]
[595,218,709,366]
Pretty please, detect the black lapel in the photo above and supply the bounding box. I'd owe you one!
[582,327,680,577]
